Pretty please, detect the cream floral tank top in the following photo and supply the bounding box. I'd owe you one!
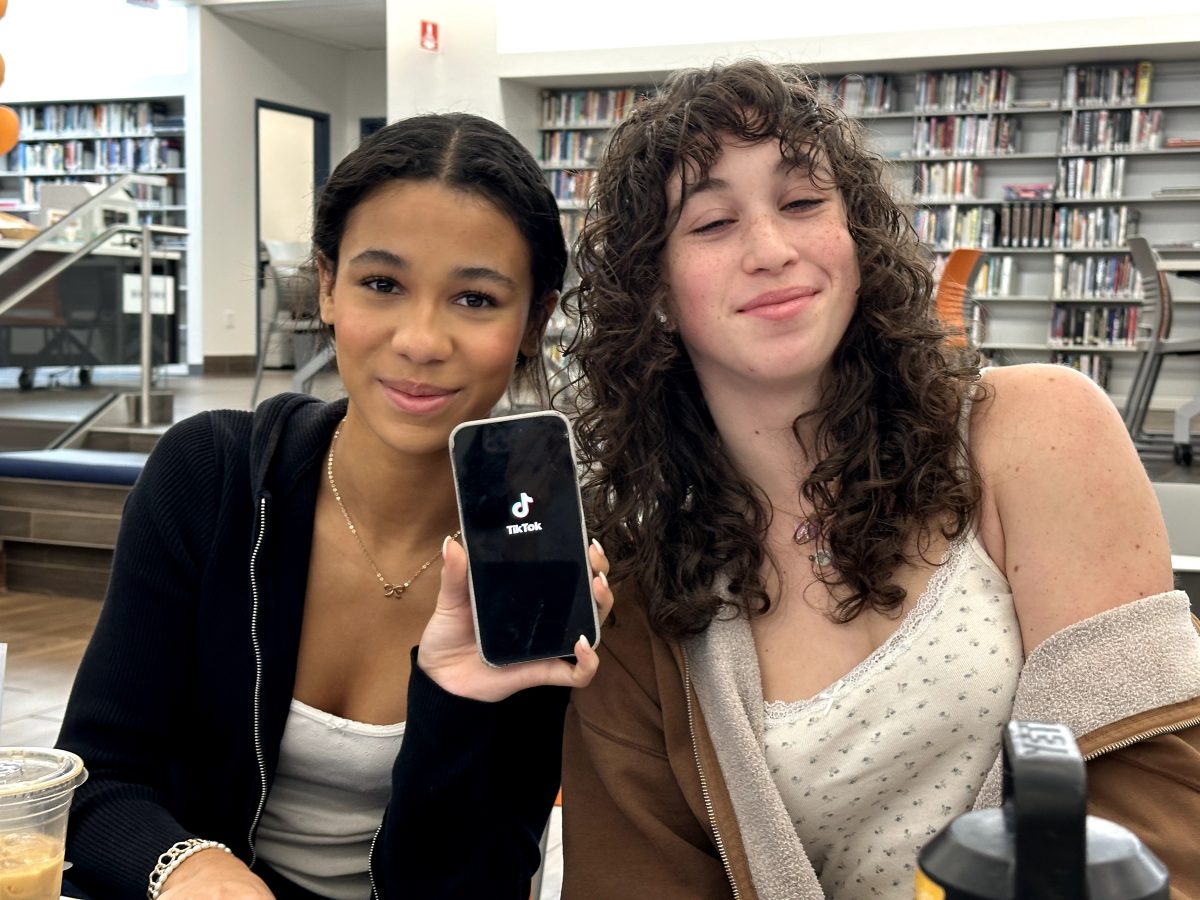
[762,530,1022,897]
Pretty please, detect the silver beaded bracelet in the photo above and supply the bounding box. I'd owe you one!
[146,838,232,899]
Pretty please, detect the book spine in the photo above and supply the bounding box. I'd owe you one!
[1136,61,1153,105]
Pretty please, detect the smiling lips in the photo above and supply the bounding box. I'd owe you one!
[381,379,458,415]
[738,287,819,321]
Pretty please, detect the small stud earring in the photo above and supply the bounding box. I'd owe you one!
[655,308,674,330]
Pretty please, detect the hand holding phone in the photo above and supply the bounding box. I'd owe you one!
[449,411,601,667]
[415,537,611,702]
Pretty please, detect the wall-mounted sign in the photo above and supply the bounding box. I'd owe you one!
[123,274,176,315]
[420,20,439,52]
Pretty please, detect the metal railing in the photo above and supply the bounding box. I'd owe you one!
[0,174,186,426]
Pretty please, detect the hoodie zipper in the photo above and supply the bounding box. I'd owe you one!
[682,653,741,899]
[1082,713,1200,762]
[246,488,383,896]
[367,823,382,898]
[247,495,270,866]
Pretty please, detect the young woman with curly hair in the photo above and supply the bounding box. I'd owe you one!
[561,59,1200,899]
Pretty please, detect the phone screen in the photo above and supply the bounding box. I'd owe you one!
[449,411,598,667]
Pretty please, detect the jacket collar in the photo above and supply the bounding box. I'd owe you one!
[249,392,348,500]
[683,613,825,900]
[974,590,1200,807]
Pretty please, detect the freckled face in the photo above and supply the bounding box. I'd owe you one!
[662,137,861,398]
[319,180,548,455]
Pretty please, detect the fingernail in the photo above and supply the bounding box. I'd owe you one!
[441,535,451,559]
[579,634,589,650]
[598,570,609,589]
[591,538,606,557]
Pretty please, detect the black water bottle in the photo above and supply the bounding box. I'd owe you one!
[915,720,1169,899]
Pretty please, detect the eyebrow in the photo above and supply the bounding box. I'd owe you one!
[346,248,520,291]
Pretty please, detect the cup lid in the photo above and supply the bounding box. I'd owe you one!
[0,747,86,801]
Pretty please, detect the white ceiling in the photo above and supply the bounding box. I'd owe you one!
[202,0,387,52]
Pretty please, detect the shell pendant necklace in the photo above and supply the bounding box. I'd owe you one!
[791,517,834,570]
[326,418,460,597]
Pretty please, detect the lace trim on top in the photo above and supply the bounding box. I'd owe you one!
[763,531,973,728]
[290,697,406,737]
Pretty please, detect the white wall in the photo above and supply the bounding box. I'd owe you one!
[495,0,1200,56]
[258,108,315,246]
[0,0,188,102]
[342,50,387,157]
[386,3,503,122]
[190,6,357,361]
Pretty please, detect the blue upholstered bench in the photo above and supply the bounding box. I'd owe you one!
[0,449,147,486]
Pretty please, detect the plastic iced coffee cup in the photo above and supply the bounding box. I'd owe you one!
[0,747,87,900]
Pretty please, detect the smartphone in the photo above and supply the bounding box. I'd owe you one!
[449,410,599,667]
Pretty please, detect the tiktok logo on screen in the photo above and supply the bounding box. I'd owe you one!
[507,492,542,534]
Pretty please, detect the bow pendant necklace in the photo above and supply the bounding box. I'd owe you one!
[326,418,461,597]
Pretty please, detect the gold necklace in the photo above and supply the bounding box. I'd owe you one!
[326,418,461,597]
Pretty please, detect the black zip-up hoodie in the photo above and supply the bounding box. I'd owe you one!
[57,393,568,899]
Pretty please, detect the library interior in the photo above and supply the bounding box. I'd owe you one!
[0,2,1198,899]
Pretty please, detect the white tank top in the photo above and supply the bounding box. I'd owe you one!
[762,530,1022,898]
[255,698,405,899]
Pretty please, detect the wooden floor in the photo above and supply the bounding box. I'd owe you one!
[0,369,337,750]
[0,590,100,747]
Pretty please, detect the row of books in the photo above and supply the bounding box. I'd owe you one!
[919,203,1094,250]
[16,101,173,137]
[910,115,1021,157]
[547,168,596,203]
[925,202,1136,258]
[912,160,983,201]
[541,131,608,167]
[1056,156,1126,201]
[1049,303,1140,347]
[540,89,642,129]
[1052,351,1112,388]
[1052,253,1141,300]
[915,177,1090,206]
[1002,183,1054,201]
[1052,205,1138,250]
[1,138,183,175]
[1058,108,1164,153]
[1061,62,1153,108]
[913,68,1019,112]
[818,74,897,115]
[970,255,1016,298]
[126,180,178,205]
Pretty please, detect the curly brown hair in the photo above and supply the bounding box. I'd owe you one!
[565,58,986,639]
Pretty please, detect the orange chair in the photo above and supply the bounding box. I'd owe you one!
[934,248,987,348]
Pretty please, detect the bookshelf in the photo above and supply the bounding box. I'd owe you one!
[538,87,644,252]
[530,58,1200,410]
[851,59,1200,405]
[0,96,187,227]
[535,87,647,403]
